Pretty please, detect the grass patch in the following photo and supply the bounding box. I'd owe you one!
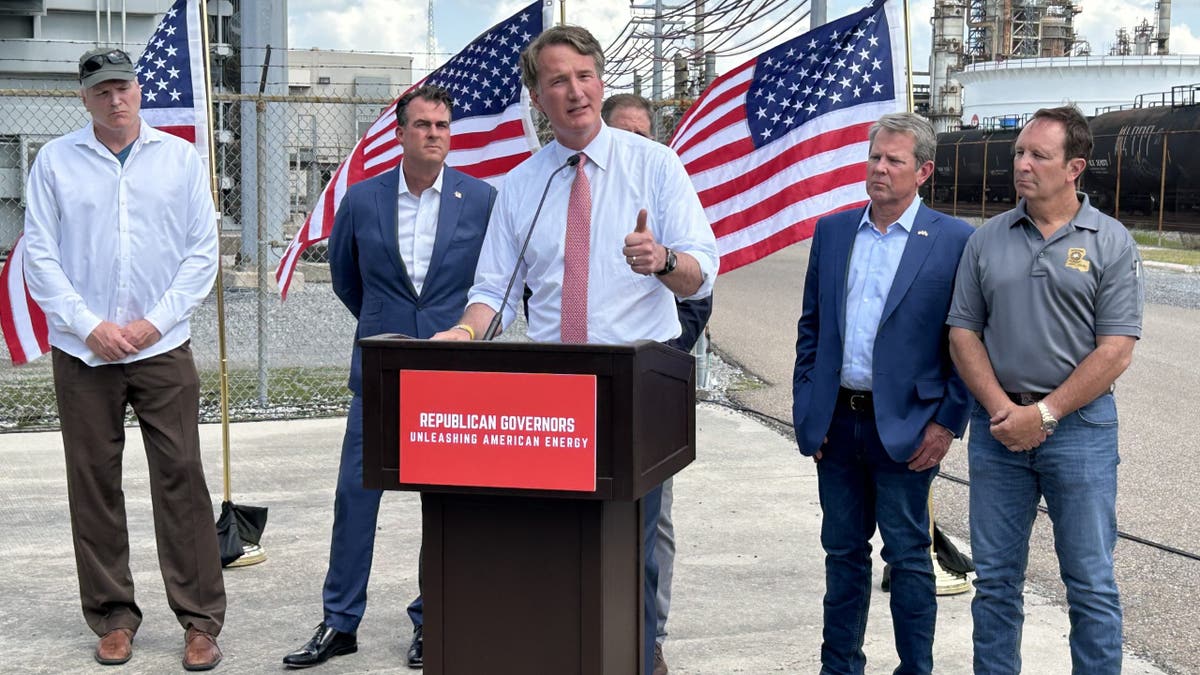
[0,366,351,432]
[1140,248,1200,267]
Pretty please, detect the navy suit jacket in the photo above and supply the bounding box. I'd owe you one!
[329,165,497,396]
[792,202,974,463]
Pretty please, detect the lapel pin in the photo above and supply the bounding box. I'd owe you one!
[454,191,463,199]
[916,229,928,237]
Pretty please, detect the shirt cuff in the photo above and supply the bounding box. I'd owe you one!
[71,309,102,342]
[946,315,984,332]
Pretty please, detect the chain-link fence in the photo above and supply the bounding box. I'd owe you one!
[0,87,411,430]
[0,87,703,431]
[926,126,1200,238]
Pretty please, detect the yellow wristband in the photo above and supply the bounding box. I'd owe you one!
[453,323,476,340]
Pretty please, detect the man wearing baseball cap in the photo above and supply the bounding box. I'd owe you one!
[22,47,226,670]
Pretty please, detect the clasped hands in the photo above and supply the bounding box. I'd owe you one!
[989,403,1050,452]
[86,319,161,362]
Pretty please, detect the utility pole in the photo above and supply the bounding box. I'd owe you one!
[811,0,827,27]
[653,0,664,137]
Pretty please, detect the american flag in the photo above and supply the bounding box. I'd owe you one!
[670,0,907,273]
[1,0,210,366]
[274,0,547,299]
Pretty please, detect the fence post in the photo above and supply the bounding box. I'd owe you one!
[1114,141,1122,220]
[981,139,989,219]
[952,140,960,217]
[1158,131,1168,247]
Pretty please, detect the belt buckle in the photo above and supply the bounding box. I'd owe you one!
[1019,392,1037,405]
[848,393,868,411]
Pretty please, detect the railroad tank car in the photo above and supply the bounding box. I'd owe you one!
[930,127,1019,205]
[1083,105,1200,218]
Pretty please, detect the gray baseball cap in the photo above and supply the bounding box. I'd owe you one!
[78,48,136,88]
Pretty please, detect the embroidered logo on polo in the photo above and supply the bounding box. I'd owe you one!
[1065,247,1090,272]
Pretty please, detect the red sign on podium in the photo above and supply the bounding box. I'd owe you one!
[398,370,598,492]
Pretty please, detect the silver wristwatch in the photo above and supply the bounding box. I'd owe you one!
[1035,401,1058,433]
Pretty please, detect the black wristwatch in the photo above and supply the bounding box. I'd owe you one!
[655,247,677,276]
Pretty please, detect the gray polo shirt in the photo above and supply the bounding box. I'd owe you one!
[947,194,1143,393]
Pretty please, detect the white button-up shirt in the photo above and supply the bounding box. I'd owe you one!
[396,161,443,294]
[22,120,218,366]
[470,124,718,344]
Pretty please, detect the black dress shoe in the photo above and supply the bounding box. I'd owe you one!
[283,622,358,669]
[406,625,423,669]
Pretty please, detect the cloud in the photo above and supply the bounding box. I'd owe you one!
[288,0,428,54]
[285,0,1198,87]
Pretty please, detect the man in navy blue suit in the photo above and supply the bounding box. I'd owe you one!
[283,85,497,670]
[792,112,973,675]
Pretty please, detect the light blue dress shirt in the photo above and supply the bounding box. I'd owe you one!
[840,197,922,390]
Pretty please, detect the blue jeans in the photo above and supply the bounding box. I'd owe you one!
[968,394,1122,675]
[816,404,937,675]
[642,483,663,674]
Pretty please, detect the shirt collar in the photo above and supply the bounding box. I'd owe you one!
[1009,192,1099,232]
[77,116,160,156]
[552,123,612,173]
[860,195,922,233]
[397,160,445,199]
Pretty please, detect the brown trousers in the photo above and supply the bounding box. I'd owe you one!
[52,343,226,637]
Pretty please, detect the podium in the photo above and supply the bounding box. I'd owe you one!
[360,336,696,675]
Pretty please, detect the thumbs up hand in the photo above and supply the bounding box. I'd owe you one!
[622,209,662,276]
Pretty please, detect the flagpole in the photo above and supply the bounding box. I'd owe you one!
[196,0,232,504]
[902,0,914,113]
[197,0,265,567]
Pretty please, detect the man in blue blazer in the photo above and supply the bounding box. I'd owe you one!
[283,85,497,670]
[792,112,973,675]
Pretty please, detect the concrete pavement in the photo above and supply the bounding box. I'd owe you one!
[0,407,1168,674]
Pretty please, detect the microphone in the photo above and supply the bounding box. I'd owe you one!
[482,152,582,341]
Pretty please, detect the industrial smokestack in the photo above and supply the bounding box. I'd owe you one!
[1157,0,1171,54]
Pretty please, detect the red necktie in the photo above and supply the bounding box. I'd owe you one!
[560,154,591,343]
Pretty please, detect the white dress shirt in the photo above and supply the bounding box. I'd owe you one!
[396,161,444,294]
[22,120,218,366]
[470,124,718,344]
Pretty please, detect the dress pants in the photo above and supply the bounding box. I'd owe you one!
[322,395,423,633]
[52,344,226,638]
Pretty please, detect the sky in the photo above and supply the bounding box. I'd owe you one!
[288,0,1200,86]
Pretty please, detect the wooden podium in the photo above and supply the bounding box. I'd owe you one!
[360,336,696,675]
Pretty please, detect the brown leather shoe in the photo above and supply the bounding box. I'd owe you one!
[183,627,222,671]
[95,628,134,665]
[653,642,669,675]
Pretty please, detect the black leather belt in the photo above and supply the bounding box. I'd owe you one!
[838,387,873,412]
[1006,391,1048,405]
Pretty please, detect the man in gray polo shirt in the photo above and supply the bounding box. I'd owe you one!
[947,104,1143,675]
